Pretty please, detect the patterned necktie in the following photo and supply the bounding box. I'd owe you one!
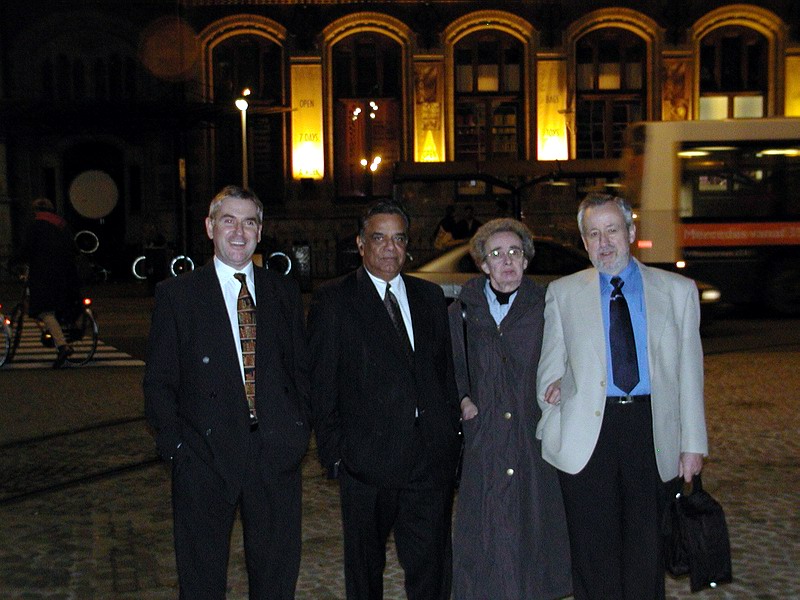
[234,273,257,425]
[384,282,413,364]
[609,276,639,393]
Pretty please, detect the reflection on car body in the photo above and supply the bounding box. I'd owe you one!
[408,241,722,318]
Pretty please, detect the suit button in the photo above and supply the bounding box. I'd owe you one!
[202,356,210,364]
[506,468,514,476]
[595,411,601,417]
[210,392,217,399]
[504,412,511,420]
[295,420,304,426]
[205,428,212,436]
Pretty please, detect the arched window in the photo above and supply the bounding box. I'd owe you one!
[212,34,285,203]
[332,33,402,200]
[453,30,524,160]
[699,26,767,119]
[575,28,645,158]
[212,35,283,104]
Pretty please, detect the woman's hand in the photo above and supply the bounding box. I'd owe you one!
[543,379,562,405]
[460,396,478,421]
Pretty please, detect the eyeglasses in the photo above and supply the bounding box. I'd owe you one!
[370,233,409,246]
[486,247,525,262]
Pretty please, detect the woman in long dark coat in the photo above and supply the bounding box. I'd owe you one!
[449,218,572,600]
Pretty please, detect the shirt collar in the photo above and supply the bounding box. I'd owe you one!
[599,258,638,289]
[364,268,405,298]
[214,256,254,285]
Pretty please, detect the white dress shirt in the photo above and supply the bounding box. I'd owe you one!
[364,269,415,350]
[213,256,256,382]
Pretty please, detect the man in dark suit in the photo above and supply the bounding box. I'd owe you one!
[144,185,310,600]
[308,201,462,600]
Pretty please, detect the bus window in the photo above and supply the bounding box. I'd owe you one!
[679,142,800,221]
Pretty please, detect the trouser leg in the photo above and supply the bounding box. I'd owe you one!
[393,484,453,600]
[172,447,236,600]
[558,402,666,600]
[339,469,394,600]
[240,433,302,600]
[39,312,68,348]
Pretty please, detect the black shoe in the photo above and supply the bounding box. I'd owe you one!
[53,345,74,369]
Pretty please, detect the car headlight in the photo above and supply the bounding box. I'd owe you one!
[700,289,721,303]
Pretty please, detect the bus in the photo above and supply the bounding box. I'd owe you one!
[624,119,800,315]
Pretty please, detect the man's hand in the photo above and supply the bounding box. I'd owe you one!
[543,379,562,405]
[679,452,703,483]
[460,396,478,420]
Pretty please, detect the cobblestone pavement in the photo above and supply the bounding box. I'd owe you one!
[1,350,798,599]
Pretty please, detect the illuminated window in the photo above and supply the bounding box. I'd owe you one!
[332,34,402,201]
[575,28,645,159]
[453,31,523,162]
[699,26,766,120]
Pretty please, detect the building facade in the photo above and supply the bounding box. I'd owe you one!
[1,1,799,280]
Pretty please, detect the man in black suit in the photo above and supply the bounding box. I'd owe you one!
[144,185,310,600]
[309,201,462,600]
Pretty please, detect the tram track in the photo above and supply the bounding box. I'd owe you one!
[0,416,160,507]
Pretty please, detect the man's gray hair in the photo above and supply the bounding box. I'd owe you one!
[208,186,263,224]
[577,193,633,235]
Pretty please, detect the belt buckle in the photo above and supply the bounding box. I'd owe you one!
[618,394,634,405]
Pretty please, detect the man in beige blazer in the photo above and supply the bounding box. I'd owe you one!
[536,193,707,600]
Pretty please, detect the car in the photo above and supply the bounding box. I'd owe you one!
[408,240,722,321]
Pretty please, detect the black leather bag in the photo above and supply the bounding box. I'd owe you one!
[663,475,733,592]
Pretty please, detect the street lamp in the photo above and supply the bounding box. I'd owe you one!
[235,88,251,188]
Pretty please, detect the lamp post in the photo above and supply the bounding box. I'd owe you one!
[235,88,251,189]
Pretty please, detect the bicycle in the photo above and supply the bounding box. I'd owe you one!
[4,267,99,367]
[74,229,111,283]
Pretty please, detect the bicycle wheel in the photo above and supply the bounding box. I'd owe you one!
[132,255,147,280]
[0,316,10,367]
[7,302,25,362]
[64,309,99,366]
[170,255,194,276]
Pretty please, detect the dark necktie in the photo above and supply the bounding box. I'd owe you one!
[234,273,257,425]
[609,276,639,393]
[384,282,413,364]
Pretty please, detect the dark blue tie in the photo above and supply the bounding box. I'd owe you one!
[610,276,639,393]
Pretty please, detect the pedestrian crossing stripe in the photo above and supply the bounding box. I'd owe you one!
[3,318,144,369]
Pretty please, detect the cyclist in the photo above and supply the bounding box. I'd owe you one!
[14,198,83,368]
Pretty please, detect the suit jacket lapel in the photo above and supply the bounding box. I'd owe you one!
[355,267,413,368]
[574,268,606,366]
[638,260,668,371]
[194,263,245,394]
[404,275,426,359]
[253,268,276,389]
